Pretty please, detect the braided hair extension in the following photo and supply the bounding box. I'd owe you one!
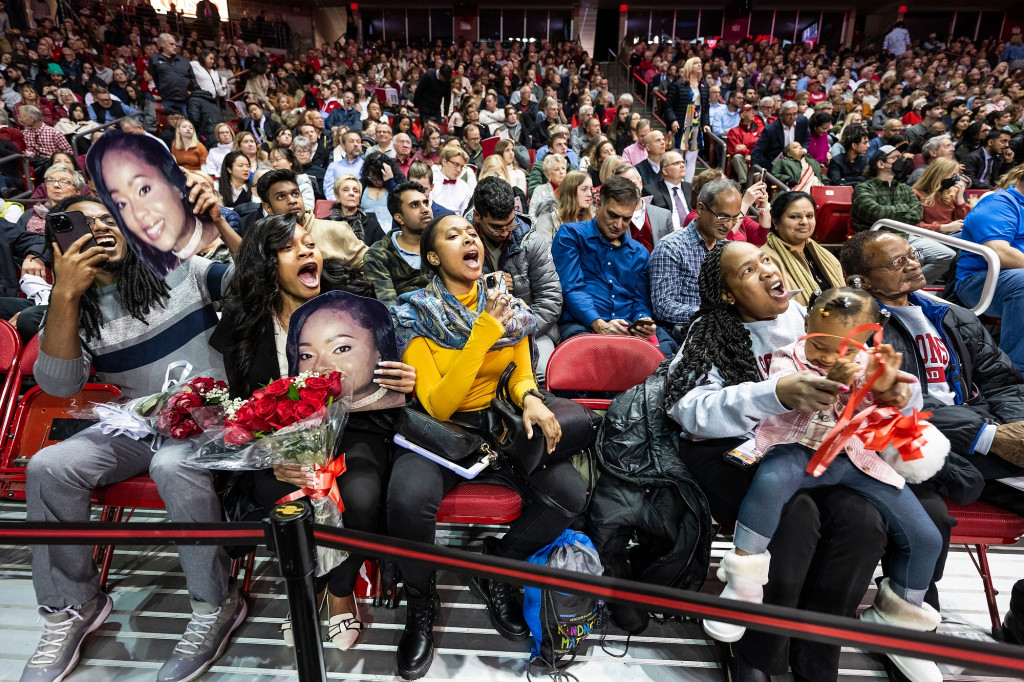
[46,195,170,342]
[662,242,759,409]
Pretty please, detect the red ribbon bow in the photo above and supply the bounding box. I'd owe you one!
[443,178,457,185]
[276,454,346,513]
[792,324,931,477]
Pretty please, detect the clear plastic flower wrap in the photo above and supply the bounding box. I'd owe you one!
[186,372,351,576]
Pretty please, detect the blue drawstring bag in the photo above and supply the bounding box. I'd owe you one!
[523,530,605,674]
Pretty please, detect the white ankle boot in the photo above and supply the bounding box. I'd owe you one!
[703,550,771,642]
[859,578,943,682]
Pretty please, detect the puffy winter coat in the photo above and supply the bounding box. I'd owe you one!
[466,212,563,342]
[584,363,713,634]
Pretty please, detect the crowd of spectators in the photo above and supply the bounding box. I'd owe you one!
[3,4,1024,682]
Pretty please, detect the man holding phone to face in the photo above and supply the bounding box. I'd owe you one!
[471,176,562,379]
[20,189,247,682]
[552,175,677,356]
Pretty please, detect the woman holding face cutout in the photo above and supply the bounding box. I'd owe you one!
[87,131,229,276]
[212,213,415,653]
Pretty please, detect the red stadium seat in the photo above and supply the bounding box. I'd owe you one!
[0,385,122,501]
[314,199,334,219]
[545,335,665,410]
[481,136,500,159]
[946,499,1024,638]
[811,185,853,244]
[965,189,987,204]
[0,321,21,444]
[92,474,258,594]
[437,483,523,524]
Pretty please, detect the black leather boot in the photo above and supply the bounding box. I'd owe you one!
[397,580,439,680]
[470,537,530,641]
[1003,579,1024,644]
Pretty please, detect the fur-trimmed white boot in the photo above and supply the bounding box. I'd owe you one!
[703,550,771,642]
[859,578,943,682]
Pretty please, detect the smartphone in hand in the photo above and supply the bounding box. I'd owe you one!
[483,271,508,294]
[48,211,99,254]
[628,317,654,333]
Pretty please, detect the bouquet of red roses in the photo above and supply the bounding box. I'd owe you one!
[85,370,230,441]
[187,371,351,576]
[154,377,231,439]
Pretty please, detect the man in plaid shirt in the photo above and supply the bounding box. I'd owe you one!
[21,105,72,159]
[649,178,741,328]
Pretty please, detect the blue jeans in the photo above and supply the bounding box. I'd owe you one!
[734,443,942,606]
[955,269,1024,371]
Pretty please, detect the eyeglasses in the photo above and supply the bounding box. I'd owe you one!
[446,159,465,171]
[708,210,745,226]
[83,214,117,229]
[869,248,924,272]
[45,178,74,188]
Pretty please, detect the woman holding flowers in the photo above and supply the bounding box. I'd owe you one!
[210,213,416,652]
[387,214,586,680]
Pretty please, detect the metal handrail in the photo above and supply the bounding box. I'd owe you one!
[869,219,999,316]
[652,89,667,128]
[748,164,790,194]
[71,118,126,157]
[705,131,728,172]
[0,153,34,200]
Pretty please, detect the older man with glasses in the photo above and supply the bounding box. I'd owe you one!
[649,178,743,331]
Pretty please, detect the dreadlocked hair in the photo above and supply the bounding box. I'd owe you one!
[663,242,759,409]
[46,195,170,342]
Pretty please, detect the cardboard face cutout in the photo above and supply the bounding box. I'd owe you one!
[86,130,220,276]
[286,291,407,412]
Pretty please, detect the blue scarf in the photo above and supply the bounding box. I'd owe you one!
[392,276,537,354]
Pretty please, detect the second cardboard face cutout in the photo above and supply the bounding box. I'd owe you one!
[86,130,221,277]
[286,291,407,412]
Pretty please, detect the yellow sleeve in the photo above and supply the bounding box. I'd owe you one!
[401,313,506,421]
[307,217,368,270]
[509,336,539,407]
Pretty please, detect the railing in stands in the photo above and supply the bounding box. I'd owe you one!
[652,89,667,128]
[705,130,728,172]
[2,509,1024,678]
[869,220,999,316]
[71,118,127,158]
[0,154,34,200]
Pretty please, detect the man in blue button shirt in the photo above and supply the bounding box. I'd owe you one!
[551,175,677,355]
[954,178,1024,370]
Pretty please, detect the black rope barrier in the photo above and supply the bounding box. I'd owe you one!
[2,513,1024,678]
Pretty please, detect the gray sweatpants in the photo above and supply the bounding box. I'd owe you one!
[26,429,230,609]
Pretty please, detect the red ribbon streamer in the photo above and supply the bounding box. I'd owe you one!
[791,324,931,477]
[276,454,347,512]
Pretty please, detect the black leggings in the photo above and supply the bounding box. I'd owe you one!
[386,449,587,595]
[253,428,389,597]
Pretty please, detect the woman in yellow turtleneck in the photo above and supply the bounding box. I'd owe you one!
[387,214,586,680]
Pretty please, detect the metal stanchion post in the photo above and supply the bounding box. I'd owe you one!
[269,500,326,682]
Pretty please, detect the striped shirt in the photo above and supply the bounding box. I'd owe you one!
[35,257,233,400]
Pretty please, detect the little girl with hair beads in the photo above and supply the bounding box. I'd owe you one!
[704,285,948,682]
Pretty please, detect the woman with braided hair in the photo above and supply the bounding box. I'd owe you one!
[662,240,914,682]
[696,283,947,682]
